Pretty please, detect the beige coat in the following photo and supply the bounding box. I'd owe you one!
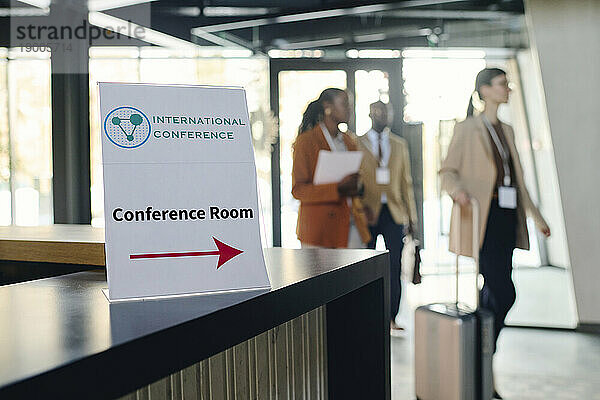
[439,115,548,257]
[357,133,418,226]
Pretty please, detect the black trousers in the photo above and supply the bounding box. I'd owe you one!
[367,204,405,322]
[479,198,517,353]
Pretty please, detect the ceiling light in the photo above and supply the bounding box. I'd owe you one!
[89,12,198,49]
[203,7,274,17]
[221,49,253,58]
[355,50,401,58]
[268,49,324,58]
[346,49,359,58]
[401,48,486,59]
[176,7,201,17]
[0,7,48,16]
[89,46,140,58]
[15,0,50,8]
[354,33,387,43]
[278,37,343,50]
[88,0,157,12]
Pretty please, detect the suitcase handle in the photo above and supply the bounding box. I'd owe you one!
[453,197,480,308]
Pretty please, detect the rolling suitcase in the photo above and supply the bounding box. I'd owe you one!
[415,198,494,400]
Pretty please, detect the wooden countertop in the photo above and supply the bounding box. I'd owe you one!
[0,225,105,266]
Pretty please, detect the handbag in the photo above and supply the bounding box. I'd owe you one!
[401,234,422,285]
[412,242,422,284]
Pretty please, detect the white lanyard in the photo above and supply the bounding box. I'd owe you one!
[320,123,346,152]
[482,116,511,187]
[320,123,352,207]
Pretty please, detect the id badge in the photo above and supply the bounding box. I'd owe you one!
[376,167,390,185]
[498,186,517,209]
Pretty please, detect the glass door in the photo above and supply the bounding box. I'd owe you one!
[278,70,347,248]
[271,59,407,249]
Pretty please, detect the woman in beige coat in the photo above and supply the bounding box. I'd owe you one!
[440,68,550,399]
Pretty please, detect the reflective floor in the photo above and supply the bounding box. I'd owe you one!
[392,327,600,400]
[402,267,578,329]
[391,271,599,400]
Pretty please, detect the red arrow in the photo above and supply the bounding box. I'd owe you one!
[129,237,243,269]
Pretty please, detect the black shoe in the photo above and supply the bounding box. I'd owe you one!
[493,390,503,399]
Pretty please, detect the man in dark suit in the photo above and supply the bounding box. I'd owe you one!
[357,101,417,336]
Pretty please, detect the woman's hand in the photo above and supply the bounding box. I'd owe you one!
[337,173,360,197]
[453,190,470,207]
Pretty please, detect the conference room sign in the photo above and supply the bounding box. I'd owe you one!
[98,82,270,301]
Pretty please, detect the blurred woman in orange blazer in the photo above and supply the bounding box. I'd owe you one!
[292,88,370,248]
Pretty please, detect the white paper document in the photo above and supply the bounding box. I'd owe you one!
[313,150,363,185]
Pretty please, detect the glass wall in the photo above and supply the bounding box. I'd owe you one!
[277,70,347,248]
[89,48,273,245]
[403,52,486,273]
[0,53,9,226]
[402,51,542,271]
[400,50,576,328]
[89,48,141,229]
[0,49,52,226]
[354,69,390,137]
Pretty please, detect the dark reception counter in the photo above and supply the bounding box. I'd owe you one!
[0,248,390,399]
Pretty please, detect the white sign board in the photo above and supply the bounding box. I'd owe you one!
[98,83,270,301]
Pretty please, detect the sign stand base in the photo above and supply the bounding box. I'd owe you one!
[101,286,271,303]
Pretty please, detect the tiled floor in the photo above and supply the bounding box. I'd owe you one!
[390,269,599,399]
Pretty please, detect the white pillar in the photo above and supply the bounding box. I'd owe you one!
[526,0,600,325]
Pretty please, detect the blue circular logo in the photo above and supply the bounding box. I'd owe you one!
[104,106,151,149]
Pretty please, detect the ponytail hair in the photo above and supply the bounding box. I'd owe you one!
[298,100,324,134]
[467,67,506,117]
[466,92,476,117]
[298,88,345,134]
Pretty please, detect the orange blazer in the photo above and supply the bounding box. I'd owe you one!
[292,124,370,248]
